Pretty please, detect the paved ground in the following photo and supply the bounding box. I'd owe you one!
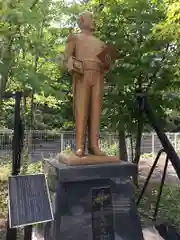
[139,154,180,185]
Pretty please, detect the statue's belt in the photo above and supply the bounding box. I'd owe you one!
[74,59,103,72]
[83,60,102,69]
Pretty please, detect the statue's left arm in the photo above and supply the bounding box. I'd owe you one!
[63,34,76,72]
[98,43,112,73]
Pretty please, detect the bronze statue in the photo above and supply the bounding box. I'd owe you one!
[64,11,117,160]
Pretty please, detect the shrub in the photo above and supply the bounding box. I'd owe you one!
[100,142,118,156]
[137,183,180,228]
[0,161,43,218]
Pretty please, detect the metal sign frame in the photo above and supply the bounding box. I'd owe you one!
[8,173,54,228]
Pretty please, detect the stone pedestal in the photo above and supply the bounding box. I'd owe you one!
[35,158,144,240]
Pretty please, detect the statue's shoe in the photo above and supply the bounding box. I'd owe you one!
[75,148,84,157]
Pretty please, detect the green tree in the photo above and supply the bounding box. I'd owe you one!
[0,0,69,129]
[86,0,179,161]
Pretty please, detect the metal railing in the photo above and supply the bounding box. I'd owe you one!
[0,130,180,162]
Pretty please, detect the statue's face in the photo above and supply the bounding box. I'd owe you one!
[79,13,95,31]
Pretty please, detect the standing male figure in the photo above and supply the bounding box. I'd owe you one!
[64,11,112,157]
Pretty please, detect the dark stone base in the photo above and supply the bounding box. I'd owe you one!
[37,159,144,240]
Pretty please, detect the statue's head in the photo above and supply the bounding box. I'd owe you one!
[78,11,95,31]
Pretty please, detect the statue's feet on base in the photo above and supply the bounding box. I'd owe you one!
[76,148,84,157]
[57,152,119,165]
[90,147,106,156]
[76,147,105,157]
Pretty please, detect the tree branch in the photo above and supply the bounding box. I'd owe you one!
[145,43,170,91]
[30,0,40,10]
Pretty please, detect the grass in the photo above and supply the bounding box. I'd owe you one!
[0,181,8,219]
[0,161,43,240]
[136,182,180,228]
[0,161,43,219]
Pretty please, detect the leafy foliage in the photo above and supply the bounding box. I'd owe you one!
[0,0,72,129]
[0,0,179,133]
[87,0,179,135]
[137,183,180,228]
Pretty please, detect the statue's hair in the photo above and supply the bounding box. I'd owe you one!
[78,11,93,28]
[79,11,92,18]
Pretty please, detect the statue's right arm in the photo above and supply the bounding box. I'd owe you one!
[63,34,76,72]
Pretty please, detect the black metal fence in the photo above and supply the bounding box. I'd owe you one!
[0,130,180,163]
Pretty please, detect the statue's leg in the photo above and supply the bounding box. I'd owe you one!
[74,76,90,156]
[89,73,105,156]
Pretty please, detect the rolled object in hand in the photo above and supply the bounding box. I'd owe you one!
[97,44,118,67]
